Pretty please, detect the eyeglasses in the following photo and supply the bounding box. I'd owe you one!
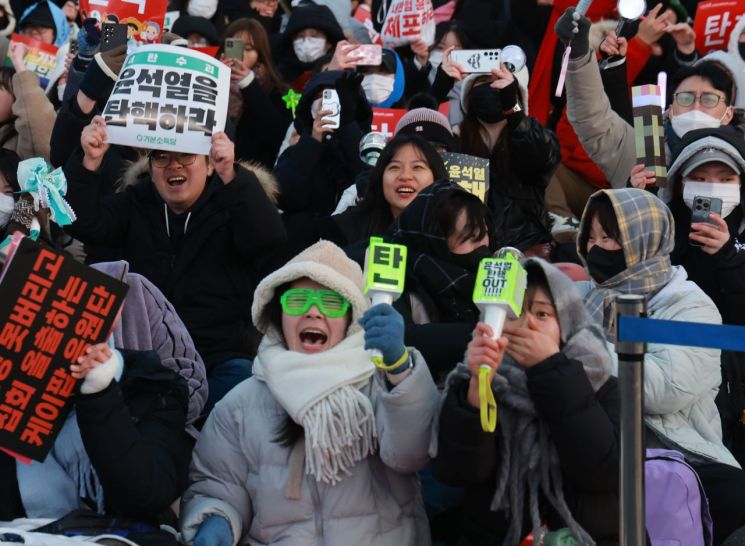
[280,288,350,318]
[673,91,726,109]
[149,152,198,168]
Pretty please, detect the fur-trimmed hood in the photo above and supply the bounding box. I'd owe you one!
[118,156,280,205]
[0,0,15,37]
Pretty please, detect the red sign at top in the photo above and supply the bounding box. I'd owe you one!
[80,0,168,44]
[693,0,745,54]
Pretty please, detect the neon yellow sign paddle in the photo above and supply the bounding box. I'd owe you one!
[472,253,527,432]
[363,237,407,368]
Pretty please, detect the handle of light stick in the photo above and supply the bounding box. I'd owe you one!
[370,291,394,365]
[478,305,507,432]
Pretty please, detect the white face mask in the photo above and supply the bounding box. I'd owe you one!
[429,50,443,69]
[293,36,327,63]
[682,180,741,218]
[361,74,394,105]
[0,193,14,227]
[670,109,724,137]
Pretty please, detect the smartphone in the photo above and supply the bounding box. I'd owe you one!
[321,88,340,130]
[689,196,722,247]
[449,49,501,73]
[100,23,128,52]
[352,44,382,66]
[224,38,244,61]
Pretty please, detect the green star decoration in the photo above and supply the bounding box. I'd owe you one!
[282,89,302,118]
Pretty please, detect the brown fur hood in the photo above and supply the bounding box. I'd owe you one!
[118,156,280,205]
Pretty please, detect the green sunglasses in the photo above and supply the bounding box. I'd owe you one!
[280,288,351,318]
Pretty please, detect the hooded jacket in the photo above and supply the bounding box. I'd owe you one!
[273,70,370,218]
[362,48,405,109]
[63,152,286,369]
[180,241,439,546]
[663,128,745,326]
[578,189,739,469]
[18,0,69,46]
[434,258,620,545]
[91,260,208,433]
[275,4,344,86]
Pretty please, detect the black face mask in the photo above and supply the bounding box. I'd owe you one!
[586,246,626,283]
[468,84,505,124]
[449,245,492,271]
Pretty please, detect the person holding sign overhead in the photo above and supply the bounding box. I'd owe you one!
[434,258,620,545]
[64,116,286,414]
[180,240,439,546]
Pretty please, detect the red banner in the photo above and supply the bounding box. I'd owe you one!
[371,107,407,140]
[693,0,745,54]
[80,0,168,44]
[0,238,128,462]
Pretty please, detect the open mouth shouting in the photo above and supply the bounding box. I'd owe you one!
[298,327,328,351]
[167,175,187,187]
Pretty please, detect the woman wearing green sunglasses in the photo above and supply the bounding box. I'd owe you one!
[180,240,439,546]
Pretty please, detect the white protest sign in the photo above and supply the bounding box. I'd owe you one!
[102,44,229,154]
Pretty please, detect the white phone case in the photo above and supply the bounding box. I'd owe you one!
[449,49,501,73]
[321,89,341,129]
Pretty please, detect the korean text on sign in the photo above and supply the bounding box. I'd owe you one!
[102,45,230,154]
[0,238,128,462]
[693,0,745,54]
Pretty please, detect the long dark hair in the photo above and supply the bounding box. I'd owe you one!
[431,20,472,52]
[223,18,288,94]
[426,186,493,250]
[357,134,448,235]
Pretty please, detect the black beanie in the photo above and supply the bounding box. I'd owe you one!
[21,1,55,31]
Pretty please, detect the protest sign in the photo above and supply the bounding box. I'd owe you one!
[371,107,407,140]
[440,152,490,203]
[353,5,382,45]
[693,0,745,54]
[632,85,667,187]
[4,34,58,88]
[0,238,128,462]
[102,44,230,154]
[80,0,168,44]
[380,0,435,48]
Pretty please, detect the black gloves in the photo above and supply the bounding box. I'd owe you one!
[335,71,363,127]
[554,7,592,59]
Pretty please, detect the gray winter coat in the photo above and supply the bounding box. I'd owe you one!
[180,350,438,546]
[565,50,636,189]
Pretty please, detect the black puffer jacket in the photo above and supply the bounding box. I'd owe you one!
[0,349,191,522]
[434,356,620,545]
[459,113,560,251]
[63,153,286,368]
[273,70,371,218]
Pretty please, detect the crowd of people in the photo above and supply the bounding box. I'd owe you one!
[0,0,744,544]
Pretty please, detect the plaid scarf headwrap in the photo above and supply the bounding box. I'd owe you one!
[578,189,675,340]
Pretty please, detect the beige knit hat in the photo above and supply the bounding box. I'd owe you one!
[251,240,369,336]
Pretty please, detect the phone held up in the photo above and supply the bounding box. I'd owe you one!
[100,23,128,53]
[352,44,382,66]
[320,88,341,130]
[689,195,722,247]
[224,38,244,61]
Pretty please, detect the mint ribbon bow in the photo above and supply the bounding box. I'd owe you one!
[17,158,77,227]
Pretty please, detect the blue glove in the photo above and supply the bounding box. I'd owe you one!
[359,303,406,365]
[194,516,232,546]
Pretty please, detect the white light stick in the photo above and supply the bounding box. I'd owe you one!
[472,253,527,431]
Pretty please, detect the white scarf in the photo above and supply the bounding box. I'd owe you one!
[252,331,378,485]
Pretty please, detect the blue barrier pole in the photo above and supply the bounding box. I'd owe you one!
[618,316,745,352]
[616,295,646,546]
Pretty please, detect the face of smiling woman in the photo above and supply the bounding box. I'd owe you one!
[382,143,435,218]
[149,151,213,214]
[281,278,351,354]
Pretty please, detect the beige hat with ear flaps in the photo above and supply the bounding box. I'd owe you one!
[251,240,369,336]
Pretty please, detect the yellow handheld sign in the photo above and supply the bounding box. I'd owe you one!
[363,237,408,366]
[472,254,527,432]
